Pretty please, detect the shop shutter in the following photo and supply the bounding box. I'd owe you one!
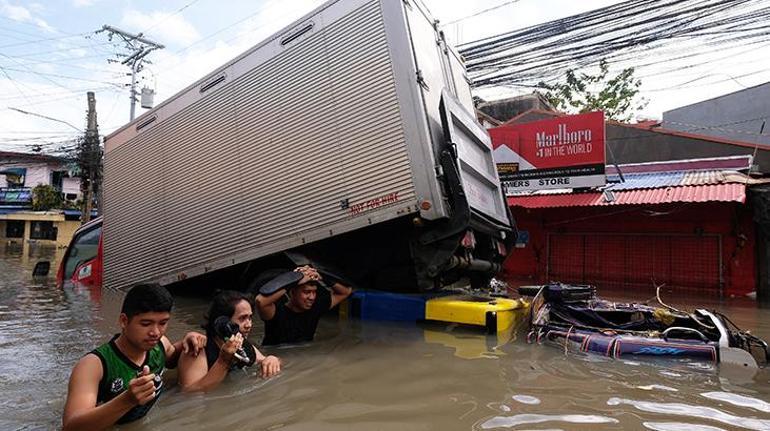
[547,233,722,296]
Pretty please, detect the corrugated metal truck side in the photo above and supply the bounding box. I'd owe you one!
[103,0,512,291]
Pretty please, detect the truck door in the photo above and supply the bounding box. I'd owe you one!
[403,1,510,228]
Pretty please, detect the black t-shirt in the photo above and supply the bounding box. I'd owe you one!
[262,288,331,346]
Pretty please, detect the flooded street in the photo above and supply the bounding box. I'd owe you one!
[2,248,770,430]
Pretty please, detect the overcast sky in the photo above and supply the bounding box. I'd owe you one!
[1,0,767,152]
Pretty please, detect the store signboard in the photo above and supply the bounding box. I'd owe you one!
[490,111,606,193]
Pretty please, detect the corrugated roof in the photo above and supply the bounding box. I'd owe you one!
[0,151,66,163]
[507,183,746,209]
[682,170,727,185]
[605,169,732,190]
[607,172,685,190]
[606,155,752,174]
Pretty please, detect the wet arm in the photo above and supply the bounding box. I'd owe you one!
[255,290,285,321]
[162,336,180,369]
[329,282,353,308]
[253,345,266,362]
[62,355,136,431]
[253,345,281,378]
[177,347,231,393]
[163,333,206,369]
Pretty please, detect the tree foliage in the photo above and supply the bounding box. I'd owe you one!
[31,184,63,211]
[539,59,648,122]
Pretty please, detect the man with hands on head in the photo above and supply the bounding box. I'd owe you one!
[62,283,207,431]
[255,265,353,346]
[178,290,281,392]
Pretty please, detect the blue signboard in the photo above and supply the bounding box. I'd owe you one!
[0,188,32,204]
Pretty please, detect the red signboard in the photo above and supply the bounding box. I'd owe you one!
[490,111,606,193]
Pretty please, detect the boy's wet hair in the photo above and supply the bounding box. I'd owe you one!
[121,283,174,318]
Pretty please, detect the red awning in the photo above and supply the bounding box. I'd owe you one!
[507,183,746,209]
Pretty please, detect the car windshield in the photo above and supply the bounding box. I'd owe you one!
[63,224,101,279]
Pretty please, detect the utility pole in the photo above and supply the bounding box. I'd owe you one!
[98,25,164,121]
[80,92,101,224]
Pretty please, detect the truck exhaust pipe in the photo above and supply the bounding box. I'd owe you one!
[445,256,501,274]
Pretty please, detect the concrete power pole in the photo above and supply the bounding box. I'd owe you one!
[98,25,164,121]
[80,92,100,224]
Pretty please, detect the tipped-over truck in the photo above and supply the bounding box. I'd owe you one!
[58,0,513,292]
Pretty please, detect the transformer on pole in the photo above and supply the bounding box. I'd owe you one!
[98,25,164,121]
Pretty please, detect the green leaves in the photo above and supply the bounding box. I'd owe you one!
[31,184,63,211]
[539,59,648,122]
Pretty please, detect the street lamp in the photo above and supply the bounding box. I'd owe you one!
[7,107,83,132]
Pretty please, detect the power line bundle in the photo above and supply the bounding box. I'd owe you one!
[459,0,770,89]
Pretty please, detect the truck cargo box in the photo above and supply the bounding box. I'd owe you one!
[103,0,511,291]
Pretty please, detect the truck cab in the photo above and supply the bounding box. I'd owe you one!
[56,217,103,288]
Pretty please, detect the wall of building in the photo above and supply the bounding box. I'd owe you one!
[2,161,81,201]
[1,163,52,188]
[62,177,80,197]
[503,202,756,298]
[54,220,80,248]
[607,124,770,173]
[478,94,554,122]
[0,212,81,248]
[662,82,770,147]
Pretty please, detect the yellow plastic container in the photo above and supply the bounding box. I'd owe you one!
[425,295,528,334]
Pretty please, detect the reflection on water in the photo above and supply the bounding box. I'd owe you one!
[479,413,619,429]
[701,391,770,413]
[1,248,770,430]
[510,395,541,405]
[607,397,770,430]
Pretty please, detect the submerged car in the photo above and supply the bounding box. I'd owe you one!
[519,283,768,368]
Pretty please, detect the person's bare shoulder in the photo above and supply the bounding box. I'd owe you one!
[62,353,104,422]
[72,353,104,379]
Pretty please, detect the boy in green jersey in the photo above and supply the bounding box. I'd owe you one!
[62,284,206,430]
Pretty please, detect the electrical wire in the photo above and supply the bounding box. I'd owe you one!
[139,0,203,35]
[458,0,770,90]
[442,0,522,27]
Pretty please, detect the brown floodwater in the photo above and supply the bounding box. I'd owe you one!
[2,246,770,430]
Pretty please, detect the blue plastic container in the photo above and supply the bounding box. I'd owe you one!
[350,290,428,322]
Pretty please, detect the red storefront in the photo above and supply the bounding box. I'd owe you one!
[501,159,758,299]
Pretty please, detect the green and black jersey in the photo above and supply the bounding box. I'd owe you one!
[90,334,166,424]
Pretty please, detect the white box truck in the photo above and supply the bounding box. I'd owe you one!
[102,0,513,291]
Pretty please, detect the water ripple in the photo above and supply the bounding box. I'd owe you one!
[643,422,727,431]
[511,395,541,405]
[608,397,770,430]
[701,391,770,413]
[478,414,618,429]
[638,384,679,392]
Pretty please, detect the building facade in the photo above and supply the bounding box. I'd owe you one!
[491,110,770,300]
[502,159,759,298]
[662,81,770,147]
[0,211,82,248]
[0,151,81,209]
[1,152,85,249]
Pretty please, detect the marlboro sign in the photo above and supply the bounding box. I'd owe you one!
[489,111,606,194]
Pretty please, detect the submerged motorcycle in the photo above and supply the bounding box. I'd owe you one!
[519,283,769,368]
